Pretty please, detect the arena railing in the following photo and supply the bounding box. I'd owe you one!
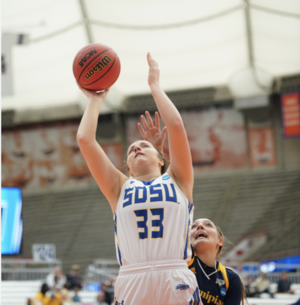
[84,259,119,286]
[226,263,300,283]
[1,258,62,281]
[85,260,300,287]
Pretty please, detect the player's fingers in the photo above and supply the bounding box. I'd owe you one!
[162,126,167,139]
[76,81,96,96]
[141,115,149,130]
[145,111,154,128]
[147,52,158,67]
[147,52,153,66]
[76,82,91,97]
[155,112,160,129]
[76,81,85,91]
[137,123,146,136]
[99,89,109,99]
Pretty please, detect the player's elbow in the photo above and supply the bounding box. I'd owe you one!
[169,117,184,131]
[77,132,91,146]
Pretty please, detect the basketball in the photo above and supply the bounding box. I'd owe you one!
[73,43,121,91]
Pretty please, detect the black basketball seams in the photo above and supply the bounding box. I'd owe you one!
[77,49,113,82]
[73,43,99,72]
[79,54,119,88]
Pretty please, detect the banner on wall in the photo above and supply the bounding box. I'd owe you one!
[126,107,248,171]
[2,123,123,190]
[102,143,124,172]
[281,92,300,138]
[248,128,276,167]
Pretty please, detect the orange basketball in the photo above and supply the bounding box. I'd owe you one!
[73,43,121,91]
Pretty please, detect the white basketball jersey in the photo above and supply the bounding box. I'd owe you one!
[114,173,194,265]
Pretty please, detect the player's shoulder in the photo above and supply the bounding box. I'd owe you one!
[225,267,240,279]
[225,267,243,290]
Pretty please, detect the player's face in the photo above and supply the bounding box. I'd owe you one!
[127,140,162,175]
[190,218,223,253]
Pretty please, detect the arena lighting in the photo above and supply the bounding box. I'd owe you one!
[228,67,272,99]
[260,262,276,273]
[229,67,273,110]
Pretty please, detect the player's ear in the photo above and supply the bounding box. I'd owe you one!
[217,237,224,248]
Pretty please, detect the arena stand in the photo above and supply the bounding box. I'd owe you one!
[21,186,116,273]
[14,168,299,274]
[205,169,300,258]
[1,281,98,305]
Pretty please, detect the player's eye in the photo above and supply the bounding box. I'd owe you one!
[206,223,212,227]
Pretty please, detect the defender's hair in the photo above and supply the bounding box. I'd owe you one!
[215,226,248,305]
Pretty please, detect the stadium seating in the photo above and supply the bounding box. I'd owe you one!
[1,280,98,305]
[20,169,300,272]
[224,169,300,246]
[193,169,300,261]
[1,281,300,305]
[21,185,115,273]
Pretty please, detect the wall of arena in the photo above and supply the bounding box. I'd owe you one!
[2,88,300,270]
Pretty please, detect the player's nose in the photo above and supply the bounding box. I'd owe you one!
[197,223,205,230]
[134,146,141,152]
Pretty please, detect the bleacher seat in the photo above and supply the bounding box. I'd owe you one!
[1,281,98,305]
[1,281,300,305]
[19,169,300,272]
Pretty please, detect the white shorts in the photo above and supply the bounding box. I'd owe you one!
[114,259,201,305]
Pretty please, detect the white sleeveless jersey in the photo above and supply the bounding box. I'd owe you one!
[114,173,194,265]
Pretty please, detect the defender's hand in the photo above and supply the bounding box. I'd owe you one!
[138,111,167,152]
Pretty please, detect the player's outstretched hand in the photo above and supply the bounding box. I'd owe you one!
[147,52,160,87]
[138,111,167,153]
[76,81,109,101]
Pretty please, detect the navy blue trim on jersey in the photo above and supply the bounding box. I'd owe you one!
[189,287,201,305]
[114,214,117,234]
[117,245,122,266]
[183,201,193,259]
[141,179,156,186]
[114,213,122,266]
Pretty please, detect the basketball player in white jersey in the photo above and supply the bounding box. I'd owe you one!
[77,53,200,305]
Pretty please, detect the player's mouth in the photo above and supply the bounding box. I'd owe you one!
[135,152,144,158]
[196,231,208,240]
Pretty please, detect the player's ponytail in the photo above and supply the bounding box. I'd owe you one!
[216,226,248,305]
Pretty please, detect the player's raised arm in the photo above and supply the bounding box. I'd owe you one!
[147,53,193,202]
[76,86,128,213]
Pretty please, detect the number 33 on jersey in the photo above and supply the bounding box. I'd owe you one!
[114,174,194,265]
